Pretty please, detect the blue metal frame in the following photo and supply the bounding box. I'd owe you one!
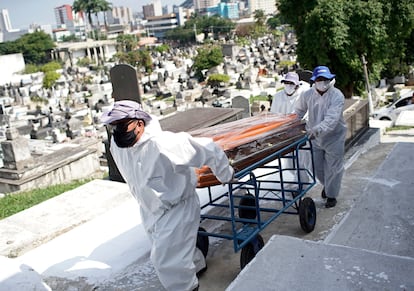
[198,135,316,252]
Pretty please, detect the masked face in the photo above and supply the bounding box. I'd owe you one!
[284,84,297,95]
[112,120,140,148]
[315,78,336,93]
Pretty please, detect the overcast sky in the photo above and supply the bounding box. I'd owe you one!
[1,0,184,30]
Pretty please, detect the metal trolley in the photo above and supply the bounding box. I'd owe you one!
[196,135,317,269]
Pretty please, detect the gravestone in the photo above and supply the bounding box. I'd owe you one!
[232,96,250,118]
[1,127,33,170]
[110,64,142,103]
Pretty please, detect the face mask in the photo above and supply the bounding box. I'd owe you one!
[315,79,335,92]
[284,84,297,95]
[113,123,138,148]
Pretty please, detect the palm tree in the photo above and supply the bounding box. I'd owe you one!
[72,0,112,39]
[94,0,112,31]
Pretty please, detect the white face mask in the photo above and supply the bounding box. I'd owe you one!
[284,84,297,95]
[315,79,335,92]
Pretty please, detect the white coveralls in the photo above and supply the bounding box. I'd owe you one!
[270,86,303,114]
[110,118,234,291]
[270,85,310,187]
[294,85,347,198]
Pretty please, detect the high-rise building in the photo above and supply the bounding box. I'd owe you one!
[111,6,133,25]
[55,5,73,27]
[0,9,13,32]
[54,5,84,29]
[248,0,277,15]
[194,0,220,12]
[153,0,162,16]
[143,0,163,19]
[143,4,155,19]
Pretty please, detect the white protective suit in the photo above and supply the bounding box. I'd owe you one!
[110,117,234,291]
[270,84,310,187]
[270,85,305,114]
[294,83,347,198]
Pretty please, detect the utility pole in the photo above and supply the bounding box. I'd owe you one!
[193,24,197,43]
[361,54,374,115]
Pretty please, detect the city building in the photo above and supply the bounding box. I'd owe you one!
[0,9,12,32]
[207,2,239,19]
[53,5,86,41]
[144,13,179,38]
[163,4,174,14]
[51,39,117,67]
[0,8,27,42]
[143,3,156,19]
[153,0,163,16]
[143,0,163,19]
[143,6,193,38]
[248,0,277,15]
[107,6,133,25]
[194,0,220,13]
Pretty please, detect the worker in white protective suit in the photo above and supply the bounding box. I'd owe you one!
[270,72,311,194]
[270,71,308,114]
[294,66,347,208]
[101,100,234,291]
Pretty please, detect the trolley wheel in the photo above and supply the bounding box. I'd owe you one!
[240,234,264,269]
[196,227,209,258]
[299,197,316,233]
[238,194,257,220]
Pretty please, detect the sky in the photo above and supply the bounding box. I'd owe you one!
[0,0,184,30]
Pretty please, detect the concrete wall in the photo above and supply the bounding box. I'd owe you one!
[0,53,25,86]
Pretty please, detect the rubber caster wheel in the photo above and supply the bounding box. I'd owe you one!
[240,234,264,269]
[238,194,257,220]
[196,227,209,258]
[299,197,316,233]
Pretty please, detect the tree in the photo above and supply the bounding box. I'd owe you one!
[40,61,62,73]
[73,0,112,39]
[277,0,413,97]
[253,9,266,27]
[0,31,55,64]
[207,73,230,88]
[43,71,61,89]
[93,0,112,30]
[192,45,223,81]
[379,0,414,77]
[116,34,138,52]
[114,49,153,74]
[41,61,62,89]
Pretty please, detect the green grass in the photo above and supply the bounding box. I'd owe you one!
[0,179,94,220]
[385,125,414,132]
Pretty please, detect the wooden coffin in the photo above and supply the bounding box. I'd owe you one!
[190,113,306,188]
